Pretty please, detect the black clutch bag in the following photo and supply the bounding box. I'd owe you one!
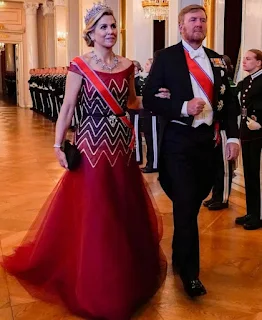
[63,140,81,170]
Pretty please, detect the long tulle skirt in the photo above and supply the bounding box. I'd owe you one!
[1,153,165,320]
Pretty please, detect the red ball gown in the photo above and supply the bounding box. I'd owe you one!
[1,58,165,320]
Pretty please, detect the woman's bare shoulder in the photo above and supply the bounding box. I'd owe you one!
[81,53,92,63]
[117,56,133,69]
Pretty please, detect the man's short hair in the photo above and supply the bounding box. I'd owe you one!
[178,4,207,25]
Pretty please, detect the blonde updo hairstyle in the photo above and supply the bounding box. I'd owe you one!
[83,7,115,47]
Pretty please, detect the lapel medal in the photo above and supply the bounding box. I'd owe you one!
[211,58,224,68]
[217,100,224,111]
[220,84,226,95]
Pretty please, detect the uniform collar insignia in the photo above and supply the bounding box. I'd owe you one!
[251,68,262,80]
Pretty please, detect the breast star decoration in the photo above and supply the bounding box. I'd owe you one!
[220,84,226,95]
[217,100,224,111]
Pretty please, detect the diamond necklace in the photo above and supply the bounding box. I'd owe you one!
[90,51,119,73]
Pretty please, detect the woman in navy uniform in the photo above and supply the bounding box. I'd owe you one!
[235,49,262,230]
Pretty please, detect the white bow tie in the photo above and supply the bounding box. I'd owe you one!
[189,50,205,60]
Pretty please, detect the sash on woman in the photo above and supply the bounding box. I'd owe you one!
[72,57,135,150]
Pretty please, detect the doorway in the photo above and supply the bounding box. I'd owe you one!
[223,0,242,78]
[0,43,18,104]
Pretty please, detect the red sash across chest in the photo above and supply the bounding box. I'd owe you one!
[73,57,135,150]
[184,49,214,104]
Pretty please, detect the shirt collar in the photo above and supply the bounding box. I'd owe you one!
[182,39,205,59]
[251,68,262,80]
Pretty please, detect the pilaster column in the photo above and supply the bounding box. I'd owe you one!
[68,0,80,61]
[24,2,39,69]
[168,0,203,46]
[214,0,225,54]
[42,0,55,67]
[54,0,68,67]
[239,0,262,79]
[232,0,262,193]
[106,0,120,54]
[168,0,180,46]
[126,0,153,67]
[5,44,15,72]
[80,0,97,55]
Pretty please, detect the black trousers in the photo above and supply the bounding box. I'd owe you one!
[143,110,159,169]
[160,122,215,280]
[34,89,43,113]
[129,110,143,164]
[29,89,37,110]
[211,130,233,203]
[242,138,262,222]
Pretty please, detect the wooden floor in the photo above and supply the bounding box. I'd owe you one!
[0,99,262,320]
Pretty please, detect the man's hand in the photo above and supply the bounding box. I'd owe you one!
[226,142,239,161]
[246,117,262,130]
[187,98,206,116]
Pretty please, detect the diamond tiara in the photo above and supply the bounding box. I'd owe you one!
[84,1,111,24]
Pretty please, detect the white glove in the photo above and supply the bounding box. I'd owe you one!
[246,117,262,130]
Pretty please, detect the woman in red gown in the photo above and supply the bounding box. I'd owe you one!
[1,3,166,320]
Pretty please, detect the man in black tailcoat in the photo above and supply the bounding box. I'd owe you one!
[143,4,239,297]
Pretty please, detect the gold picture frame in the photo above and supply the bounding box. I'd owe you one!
[120,0,126,57]
[203,0,215,49]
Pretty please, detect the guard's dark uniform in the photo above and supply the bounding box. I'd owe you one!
[129,75,143,164]
[28,71,80,127]
[238,69,262,224]
[205,79,238,209]
[140,75,159,172]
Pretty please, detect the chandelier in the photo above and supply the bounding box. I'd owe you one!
[0,43,5,54]
[142,0,169,21]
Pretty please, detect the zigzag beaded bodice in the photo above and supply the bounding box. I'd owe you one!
[72,63,134,167]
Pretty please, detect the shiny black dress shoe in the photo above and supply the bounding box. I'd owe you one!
[141,166,158,173]
[203,198,214,207]
[243,220,262,230]
[235,214,252,225]
[208,201,228,211]
[182,278,207,298]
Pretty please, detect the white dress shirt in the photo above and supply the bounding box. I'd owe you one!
[172,39,239,145]
[180,39,214,127]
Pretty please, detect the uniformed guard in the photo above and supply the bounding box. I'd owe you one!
[141,58,159,173]
[128,60,144,164]
[28,69,38,111]
[28,67,80,128]
[203,55,237,210]
[235,49,262,230]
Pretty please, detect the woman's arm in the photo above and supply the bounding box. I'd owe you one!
[54,71,82,168]
[55,71,82,144]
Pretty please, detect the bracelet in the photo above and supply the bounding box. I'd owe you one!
[53,143,62,148]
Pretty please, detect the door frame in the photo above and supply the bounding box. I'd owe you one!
[0,38,24,107]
